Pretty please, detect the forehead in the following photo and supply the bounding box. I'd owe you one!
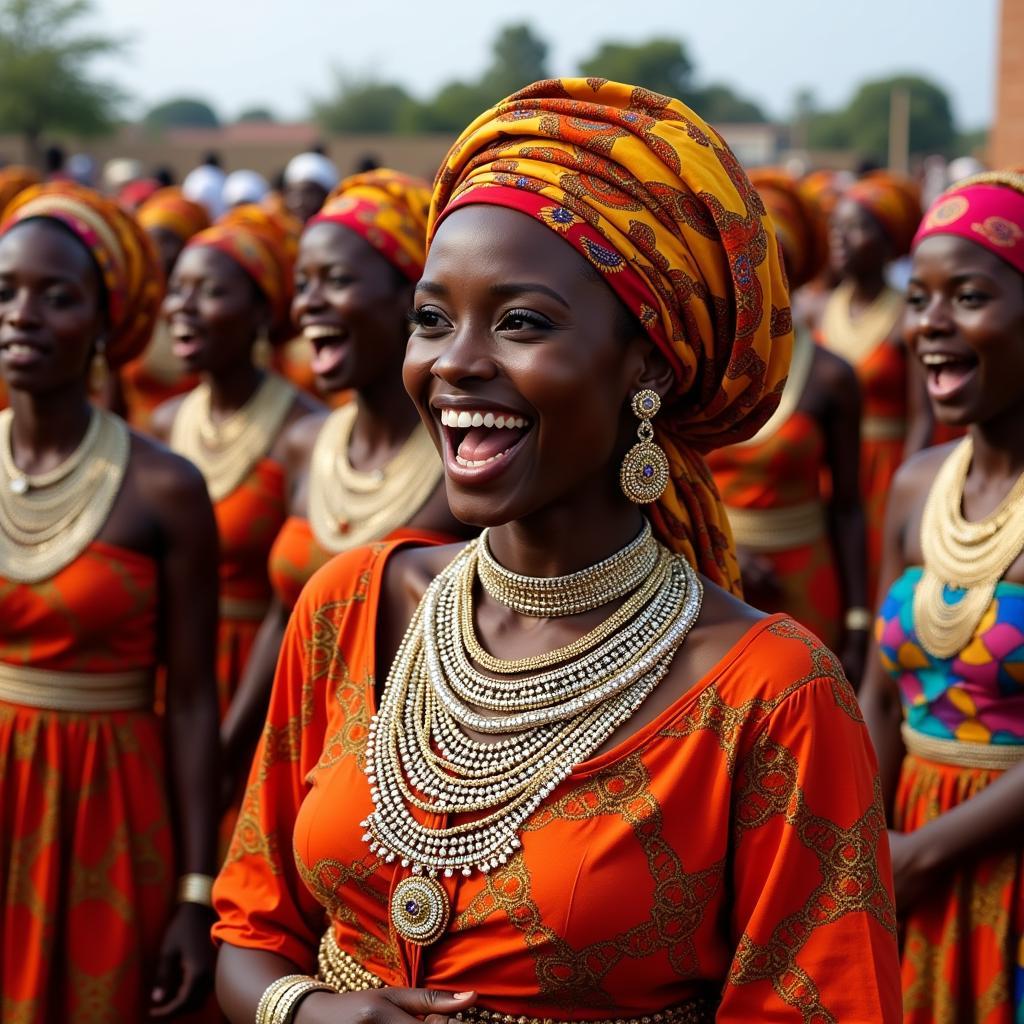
[911,233,1020,284]
[173,243,252,284]
[832,197,881,232]
[0,218,96,283]
[298,220,379,267]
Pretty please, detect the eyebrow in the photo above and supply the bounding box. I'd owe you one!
[415,279,571,311]
[907,271,995,288]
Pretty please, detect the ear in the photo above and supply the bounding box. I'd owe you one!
[628,340,675,403]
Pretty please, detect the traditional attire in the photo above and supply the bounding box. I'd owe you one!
[214,79,900,1020]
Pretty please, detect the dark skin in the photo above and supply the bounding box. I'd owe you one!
[830,197,933,458]
[216,205,766,1023]
[860,234,1024,915]
[150,244,323,806]
[220,221,471,796]
[285,180,330,225]
[0,219,220,1018]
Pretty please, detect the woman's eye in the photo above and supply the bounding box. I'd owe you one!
[958,291,987,307]
[497,308,552,332]
[328,274,353,288]
[46,289,75,308]
[409,307,448,330]
[905,292,926,310]
[294,276,308,293]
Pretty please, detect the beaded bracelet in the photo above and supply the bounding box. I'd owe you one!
[255,974,335,1024]
[176,873,215,906]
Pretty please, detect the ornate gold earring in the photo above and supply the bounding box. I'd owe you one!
[620,389,669,504]
[253,325,273,368]
[89,339,108,395]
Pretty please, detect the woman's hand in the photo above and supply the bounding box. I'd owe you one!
[888,828,945,915]
[149,902,218,1018]
[296,986,477,1024]
[839,629,869,689]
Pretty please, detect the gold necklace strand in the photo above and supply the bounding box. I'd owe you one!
[476,521,658,617]
[914,437,1024,658]
[362,542,703,896]
[1,408,101,495]
[821,280,904,368]
[308,403,443,554]
[0,408,129,584]
[170,374,296,502]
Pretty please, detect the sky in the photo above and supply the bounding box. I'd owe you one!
[89,0,999,129]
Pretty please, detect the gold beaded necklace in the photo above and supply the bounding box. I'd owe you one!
[914,437,1024,658]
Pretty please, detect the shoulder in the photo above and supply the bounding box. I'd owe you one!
[270,389,326,464]
[812,344,858,392]
[286,389,326,425]
[149,393,187,442]
[283,408,332,462]
[890,440,957,503]
[127,428,209,505]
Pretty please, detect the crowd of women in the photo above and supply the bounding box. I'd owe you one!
[0,76,1021,1024]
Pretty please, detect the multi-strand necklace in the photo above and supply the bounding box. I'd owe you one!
[0,407,129,583]
[362,523,703,945]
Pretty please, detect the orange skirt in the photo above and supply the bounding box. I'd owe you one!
[894,753,1024,1023]
[0,701,173,1021]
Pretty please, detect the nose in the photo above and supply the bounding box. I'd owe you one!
[2,286,41,328]
[429,320,498,387]
[293,275,326,321]
[163,282,196,318]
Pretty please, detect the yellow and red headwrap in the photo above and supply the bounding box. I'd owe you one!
[798,168,846,221]
[430,78,793,594]
[312,168,431,281]
[137,186,210,243]
[1,182,163,367]
[0,166,41,220]
[185,204,296,343]
[844,171,922,257]
[749,169,828,289]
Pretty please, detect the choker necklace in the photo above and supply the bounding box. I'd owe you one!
[362,532,702,946]
[308,403,442,554]
[915,437,1024,658]
[0,407,129,583]
[821,280,903,367]
[476,520,658,617]
[170,373,295,502]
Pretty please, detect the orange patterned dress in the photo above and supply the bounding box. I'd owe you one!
[214,541,901,1021]
[0,542,173,1022]
[708,409,841,649]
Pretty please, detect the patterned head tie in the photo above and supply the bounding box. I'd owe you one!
[137,186,211,243]
[1,182,163,367]
[429,78,793,594]
[749,169,829,289]
[0,166,42,220]
[843,171,923,257]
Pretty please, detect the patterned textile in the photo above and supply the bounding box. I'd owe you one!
[313,169,432,281]
[0,166,41,219]
[912,171,1024,277]
[0,542,174,1021]
[798,169,846,221]
[137,186,211,242]
[214,541,901,1020]
[2,182,163,366]
[185,205,296,343]
[877,568,1024,1021]
[428,78,793,596]
[749,169,829,289]
[844,172,922,257]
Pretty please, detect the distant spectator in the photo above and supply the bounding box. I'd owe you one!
[67,153,97,186]
[282,151,339,223]
[201,150,223,169]
[44,144,68,180]
[153,165,176,187]
[102,157,144,194]
[353,152,380,173]
[118,178,162,211]
[182,163,227,220]
[222,169,270,209]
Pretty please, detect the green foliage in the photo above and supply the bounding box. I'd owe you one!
[691,84,767,124]
[408,81,491,133]
[236,106,276,123]
[144,97,219,129]
[953,126,987,158]
[577,37,695,99]
[480,23,549,100]
[313,76,417,133]
[0,0,123,148]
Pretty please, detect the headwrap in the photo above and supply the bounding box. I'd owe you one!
[283,152,340,193]
[749,169,828,289]
[137,186,211,243]
[912,170,1024,277]
[843,171,922,257]
[797,168,851,221]
[312,168,431,281]
[0,166,41,219]
[0,182,163,367]
[430,78,792,594]
[223,169,270,208]
[184,204,295,343]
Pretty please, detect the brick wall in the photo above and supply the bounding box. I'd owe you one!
[993,0,1024,168]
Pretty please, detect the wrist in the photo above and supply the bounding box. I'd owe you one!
[177,872,215,907]
[844,606,873,633]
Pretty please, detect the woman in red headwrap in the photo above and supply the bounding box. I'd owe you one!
[119,187,211,431]
[219,169,471,801]
[0,183,221,1020]
[861,169,1024,1022]
[211,80,900,1024]
[822,172,930,601]
[707,171,869,681]
[150,206,323,840]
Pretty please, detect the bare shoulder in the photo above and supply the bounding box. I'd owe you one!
[149,393,187,443]
[270,392,326,464]
[283,407,332,463]
[127,429,210,508]
[812,344,858,392]
[891,440,958,499]
[382,540,472,613]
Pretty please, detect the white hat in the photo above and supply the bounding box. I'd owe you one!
[283,152,339,192]
[183,164,227,220]
[222,169,270,208]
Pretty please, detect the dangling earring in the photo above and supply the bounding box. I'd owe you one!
[620,389,669,504]
[253,325,272,369]
[89,338,108,395]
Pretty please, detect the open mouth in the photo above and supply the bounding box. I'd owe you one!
[919,350,979,400]
[304,324,348,377]
[0,340,46,367]
[438,407,533,473]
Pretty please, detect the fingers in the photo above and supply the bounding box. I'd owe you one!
[149,958,213,1018]
[148,949,181,1013]
[383,987,477,1018]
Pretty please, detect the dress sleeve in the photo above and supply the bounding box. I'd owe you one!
[717,663,902,1022]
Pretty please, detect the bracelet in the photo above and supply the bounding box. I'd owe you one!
[844,607,874,632]
[256,974,335,1024]
[176,872,215,907]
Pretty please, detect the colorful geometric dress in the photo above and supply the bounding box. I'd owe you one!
[876,567,1024,1023]
[214,541,902,1021]
[0,542,173,1022]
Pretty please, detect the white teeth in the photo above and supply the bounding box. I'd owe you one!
[921,353,956,366]
[8,344,32,357]
[437,408,532,430]
[457,411,472,428]
[455,451,508,468]
[471,412,484,427]
[303,324,343,340]
[494,415,506,428]
[483,413,495,428]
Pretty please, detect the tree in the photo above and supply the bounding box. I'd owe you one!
[236,106,276,123]
[144,97,220,130]
[577,38,695,102]
[412,80,492,133]
[0,0,123,165]
[313,76,417,134]
[481,23,549,99]
[690,84,766,124]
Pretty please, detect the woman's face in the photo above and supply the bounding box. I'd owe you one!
[404,204,648,528]
[829,197,889,278]
[292,221,413,394]
[163,244,266,375]
[905,234,1024,427]
[0,220,104,395]
[285,181,328,225]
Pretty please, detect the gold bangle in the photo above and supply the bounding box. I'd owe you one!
[256,974,335,1024]
[844,607,874,632]
[176,872,215,906]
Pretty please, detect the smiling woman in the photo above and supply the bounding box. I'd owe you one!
[211,79,900,1024]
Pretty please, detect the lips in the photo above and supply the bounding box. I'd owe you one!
[304,324,349,379]
[436,405,533,482]
[0,340,47,368]
[919,350,979,402]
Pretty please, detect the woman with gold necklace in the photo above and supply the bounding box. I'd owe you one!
[212,81,900,1023]
[0,183,221,1018]
[151,206,323,825]
[860,170,1024,1021]
[220,169,470,800]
